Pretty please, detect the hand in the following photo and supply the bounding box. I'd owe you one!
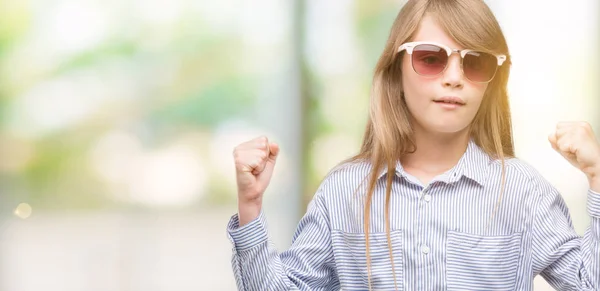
[549,122,600,186]
[232,136,279,225]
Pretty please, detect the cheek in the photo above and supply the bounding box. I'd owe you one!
[402,62,427,97]
[402,71,433,106]
[469,83,488,104]
[474,83,488,93]
[401,80,425,109]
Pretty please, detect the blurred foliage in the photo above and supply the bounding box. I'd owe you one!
[150,78,255,128]
[0,0,263,210]
[303,1,402,198]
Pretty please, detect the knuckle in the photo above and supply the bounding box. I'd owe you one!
[257,136,269,148]
[581,122,591,130]
[259,151,267,160]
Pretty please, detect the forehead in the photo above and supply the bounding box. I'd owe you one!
[411,15,463,50]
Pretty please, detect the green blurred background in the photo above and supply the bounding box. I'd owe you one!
[0,0,598,290]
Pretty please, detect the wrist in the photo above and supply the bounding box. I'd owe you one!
[238,200,262,227]
[590,165,600,179]
[588,166,600,192]
[589,178,600,194]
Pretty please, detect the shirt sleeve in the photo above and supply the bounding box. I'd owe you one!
[531,184,600,291]
[226,190,339,291]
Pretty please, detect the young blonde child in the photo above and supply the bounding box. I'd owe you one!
[227,0,600,290]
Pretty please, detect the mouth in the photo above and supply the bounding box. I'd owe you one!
[433,96,465,106]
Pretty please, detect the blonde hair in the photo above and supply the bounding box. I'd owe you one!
[343,0,514,289]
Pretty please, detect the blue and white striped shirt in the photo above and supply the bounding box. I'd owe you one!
[226,140,600,290]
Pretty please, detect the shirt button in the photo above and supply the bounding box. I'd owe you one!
[421,245,430,254]
[423,194,431,202]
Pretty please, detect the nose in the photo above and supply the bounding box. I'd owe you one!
[442,54,464,89]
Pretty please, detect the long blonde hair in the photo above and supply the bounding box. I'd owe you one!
[345,0,514,289]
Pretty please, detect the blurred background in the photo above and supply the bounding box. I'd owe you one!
[0,0,598,290]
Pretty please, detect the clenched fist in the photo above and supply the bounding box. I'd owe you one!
[233,136,280,226]
[549,121,600,191]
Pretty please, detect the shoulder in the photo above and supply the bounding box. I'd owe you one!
[313,159,375,201]
[499,157,558,196]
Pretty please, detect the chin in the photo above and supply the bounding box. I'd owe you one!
[411,115,471,135]
[428,122,470,135]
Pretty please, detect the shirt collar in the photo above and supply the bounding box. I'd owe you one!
[446,139,491,186]
[377,139,491,186]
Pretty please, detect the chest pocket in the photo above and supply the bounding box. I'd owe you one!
[446,230,523,291]
[332,230,404,291]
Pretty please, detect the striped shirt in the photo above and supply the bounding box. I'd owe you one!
[226,140,600,290]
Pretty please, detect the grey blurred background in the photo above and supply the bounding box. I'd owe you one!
[0,0,598,290]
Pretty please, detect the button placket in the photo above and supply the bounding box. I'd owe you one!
[420,187,431,203]
[423,194,431,202]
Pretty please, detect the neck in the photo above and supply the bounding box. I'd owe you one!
[401,126,470,174]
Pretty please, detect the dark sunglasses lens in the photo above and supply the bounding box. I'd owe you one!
[411,44,448,76]
[463,51,498,82]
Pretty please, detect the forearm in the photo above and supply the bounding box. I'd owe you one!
[581,190,600,289]
[228,212,294,290]
[227,193,336,291]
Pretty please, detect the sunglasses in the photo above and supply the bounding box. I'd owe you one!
[397,41,507,83]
